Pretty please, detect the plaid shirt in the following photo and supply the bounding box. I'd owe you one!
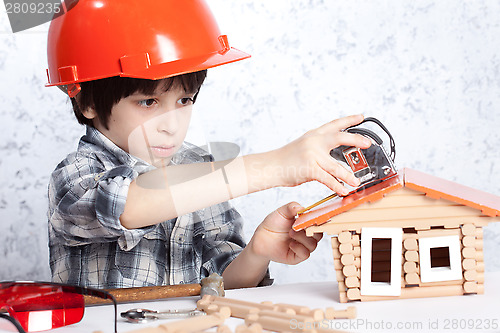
[48,126,246,289]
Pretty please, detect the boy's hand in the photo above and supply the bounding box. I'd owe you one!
[248,202,323,265]
[271,114,371,196]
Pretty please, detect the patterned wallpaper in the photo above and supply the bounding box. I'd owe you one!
[0,0,499,284]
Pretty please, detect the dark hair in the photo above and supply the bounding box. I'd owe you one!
[70,70,207,129]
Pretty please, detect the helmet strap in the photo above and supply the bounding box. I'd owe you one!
[67,83,81,98]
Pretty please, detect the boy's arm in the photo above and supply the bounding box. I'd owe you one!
[121,114,371,229]
[222,202,320,288]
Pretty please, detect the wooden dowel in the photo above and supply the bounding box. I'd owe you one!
[345,276,360,288]
[335,269,345,282]
[476,261,485,272]
[342,265,357,277]
[403,261,418,273]
[463,248,483,260]
[324,306,356,319]
[258,309,322,322]
[346,288,361,301]
[462,236,476,247]
[462,259,476,270]
[354,257,361,268]
[463,270,477,281]
[353,246,361,257]
[358,284,466,301]
[417,229,460,238]
[404,250,419,262]
[339,291,348,303]
[331,237,340,248]
[463,281,478,294]
[158,307,231,333]
[338,231,352,244]
[404,272,420,285]
[461,224,476,236]
[199,302,259,319]
[197,296,271,319]
[211,296,275,311]
[403,238,418,251]
[339,243,353,254]
[339,256,360,269]
[462,247,476,259]
[340,254,354,265]
[273,303,310,315]
[351,234,360,246]
[246,313,344,333]
[419,279,463,287]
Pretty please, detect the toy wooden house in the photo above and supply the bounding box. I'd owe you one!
[293,168,500,303]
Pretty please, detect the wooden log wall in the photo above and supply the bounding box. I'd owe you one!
[330,222,486,302]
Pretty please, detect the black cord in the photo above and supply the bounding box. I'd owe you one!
[0,313,26,333]
[346,117,396,161]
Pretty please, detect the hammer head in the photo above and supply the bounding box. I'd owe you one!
[200,273,225,297]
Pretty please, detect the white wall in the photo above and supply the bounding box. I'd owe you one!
[0,0,499,284]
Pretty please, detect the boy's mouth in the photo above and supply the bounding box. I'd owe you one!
[150,145,176,158]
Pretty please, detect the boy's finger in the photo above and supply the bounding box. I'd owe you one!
[288,241,310,263]
[332,132,372,149]
[313,169,350,196]
[319,156,359,188]
[317,114,364,133]
[276,201,303,220]
[290,230,320,253]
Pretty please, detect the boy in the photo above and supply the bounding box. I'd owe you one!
[47,0,370,289]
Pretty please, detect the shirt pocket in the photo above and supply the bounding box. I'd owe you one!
[115,228,168,285]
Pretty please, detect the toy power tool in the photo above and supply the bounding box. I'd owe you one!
[298,117,398,215]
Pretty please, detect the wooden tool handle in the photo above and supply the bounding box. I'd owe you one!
[85,283,202,306]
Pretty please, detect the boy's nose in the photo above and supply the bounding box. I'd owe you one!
[157,109,179,134]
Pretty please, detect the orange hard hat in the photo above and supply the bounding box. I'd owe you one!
[46,0,250,97]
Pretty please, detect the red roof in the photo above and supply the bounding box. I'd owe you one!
[292,168,500,231]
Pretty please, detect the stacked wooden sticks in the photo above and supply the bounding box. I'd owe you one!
[126,295,356,333]
[196,295,356,333]
[331,231,361,302]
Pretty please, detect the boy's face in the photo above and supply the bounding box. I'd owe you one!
[86,84,196,167]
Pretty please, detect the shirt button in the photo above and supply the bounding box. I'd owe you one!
[94,172,105,181]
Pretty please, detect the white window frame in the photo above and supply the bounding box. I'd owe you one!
[360,227,402,296]
[419,235,462,283]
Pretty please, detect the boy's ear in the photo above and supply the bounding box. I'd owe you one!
[81,107,97,120]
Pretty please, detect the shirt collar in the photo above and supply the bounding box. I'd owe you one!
[83,126,152,171]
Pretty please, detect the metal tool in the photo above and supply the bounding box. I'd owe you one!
[121,308,206,323]
[298,117,397,215]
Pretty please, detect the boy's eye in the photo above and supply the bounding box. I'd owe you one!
[178,97,195,106]
[138,98,157,107]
